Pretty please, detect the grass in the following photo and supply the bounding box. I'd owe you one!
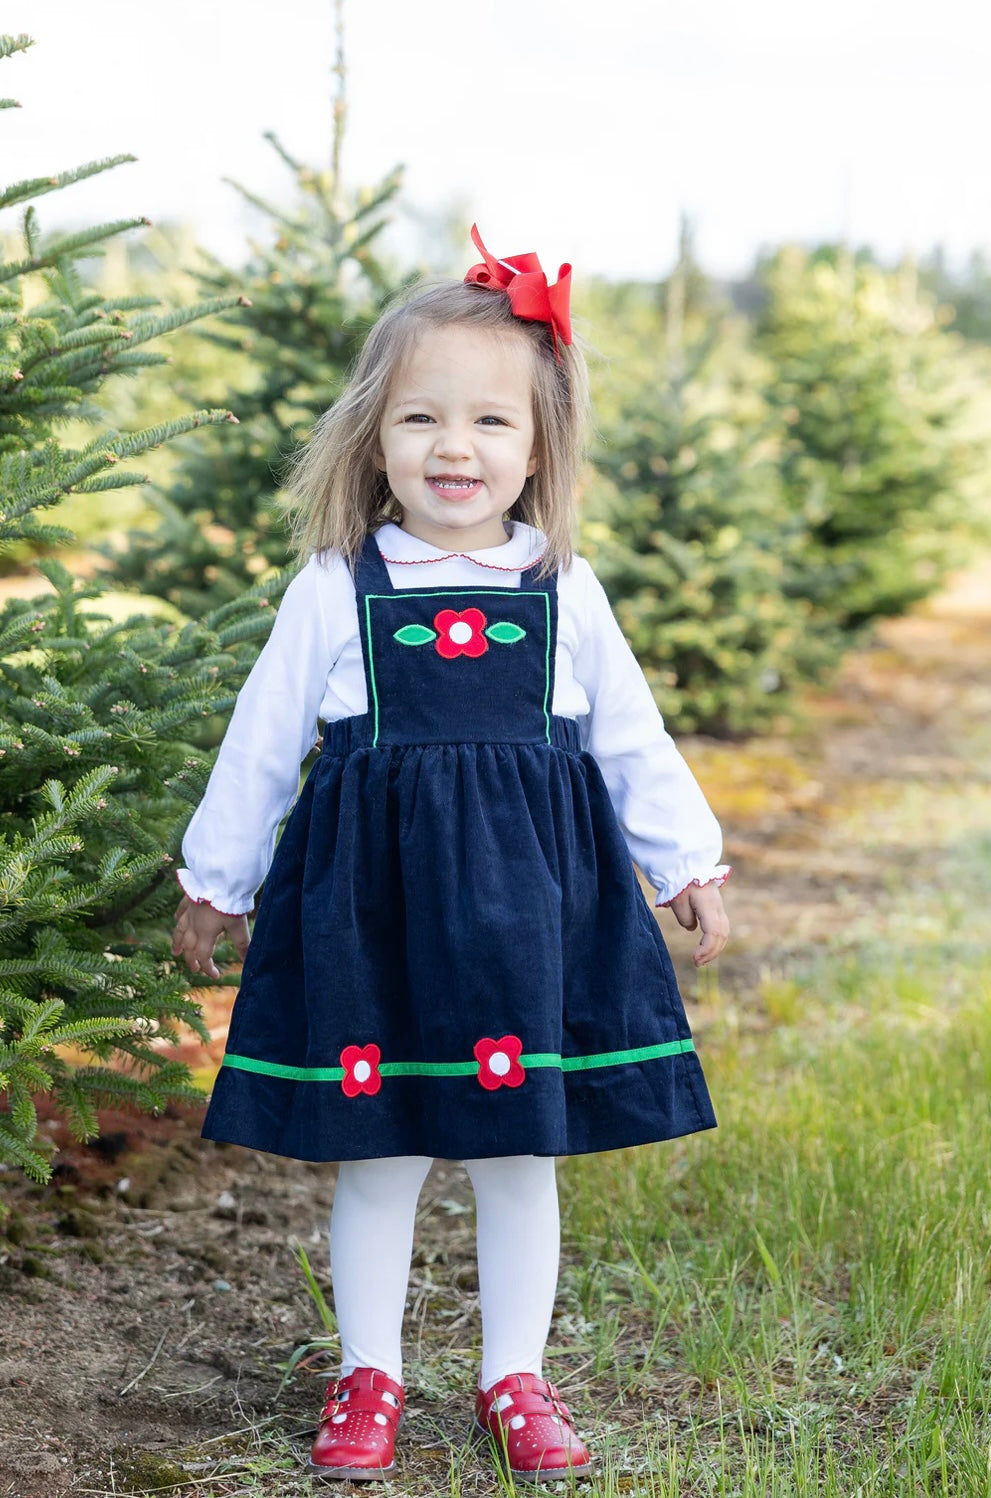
[554,948,991,1495]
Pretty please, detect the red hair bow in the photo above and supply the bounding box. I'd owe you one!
[464,223,572,361]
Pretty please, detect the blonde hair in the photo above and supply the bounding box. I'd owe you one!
[280,278,591,581]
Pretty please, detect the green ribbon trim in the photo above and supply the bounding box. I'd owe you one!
[222,1054,345,1082]
[527,1039,695,1071]
[221,1037,695,1084]
[382,1059,478,1077]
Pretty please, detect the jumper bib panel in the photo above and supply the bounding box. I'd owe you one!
[202,528,717,1163]
[352,535,556,747]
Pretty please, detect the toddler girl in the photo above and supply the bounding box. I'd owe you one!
[171,225,731,1483]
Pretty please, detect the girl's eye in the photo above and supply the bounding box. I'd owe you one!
[401,413,506,426]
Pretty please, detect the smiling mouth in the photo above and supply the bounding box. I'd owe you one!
[430,477,479,489]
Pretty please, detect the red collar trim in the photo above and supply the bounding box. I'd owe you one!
[377,546,547,574]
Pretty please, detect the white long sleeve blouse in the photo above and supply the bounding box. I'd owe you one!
[176,521,731,917]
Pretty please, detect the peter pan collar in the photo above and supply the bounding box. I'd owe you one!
[374,521,546,573]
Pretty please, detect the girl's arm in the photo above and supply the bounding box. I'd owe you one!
[569,558,732,913]
[175,552,339,919]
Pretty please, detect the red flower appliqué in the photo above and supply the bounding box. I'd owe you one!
[340,1043,382,1098]
[474,1035,526,1091]
[434,608,488,659]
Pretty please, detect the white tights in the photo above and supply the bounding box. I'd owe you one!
[328,1154,560,1391]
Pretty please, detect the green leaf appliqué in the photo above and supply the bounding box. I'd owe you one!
[393,624,438,646]
[485,621,526,644]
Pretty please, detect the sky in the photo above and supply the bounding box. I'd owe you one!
[4,0,990,283]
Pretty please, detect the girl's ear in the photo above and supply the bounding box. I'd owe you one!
[526,448,538,477]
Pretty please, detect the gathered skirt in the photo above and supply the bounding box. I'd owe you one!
[202,715,716,1161]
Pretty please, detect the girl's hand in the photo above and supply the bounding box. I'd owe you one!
[665,884,730,968]
[171,894,250,980]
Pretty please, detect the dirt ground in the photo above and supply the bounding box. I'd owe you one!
[2,562,989,1497]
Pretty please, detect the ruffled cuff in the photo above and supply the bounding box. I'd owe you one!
[654,864,733,908]
[175,868,254,919]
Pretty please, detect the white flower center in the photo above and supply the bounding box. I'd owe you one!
[448,621,474,644]
[489,1050,510,1077]
[353,1059,372,1083]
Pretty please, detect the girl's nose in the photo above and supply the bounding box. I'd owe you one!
[433,424,473,460]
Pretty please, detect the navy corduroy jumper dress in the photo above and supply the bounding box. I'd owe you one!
[202,531,716,1161]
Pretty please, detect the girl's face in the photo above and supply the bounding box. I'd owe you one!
[374,323,538,552]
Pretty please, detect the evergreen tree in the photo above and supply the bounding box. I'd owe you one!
[0,33,283,1180]
[96,13,407,617]
[582,225,824,736]
[918,246,991,344]
[756,245,984,631]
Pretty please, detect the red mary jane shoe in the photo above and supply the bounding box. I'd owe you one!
[474,1372,593,1482]
[308,1366,404,1482]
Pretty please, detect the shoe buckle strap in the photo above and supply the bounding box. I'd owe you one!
[490,1385,573,1430]
[366,1370,404,1407]
[320,1370,403,1418]
[319,1392,343,1423]
[337,1392,399,1420]
[537,1380,567,1420]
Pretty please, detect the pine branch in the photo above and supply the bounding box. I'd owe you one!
[0,209,144,269]
[0,34,35,61]
[0,1119,51,1182]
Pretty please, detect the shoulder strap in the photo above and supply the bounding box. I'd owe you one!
[518,543,557,594]
[352,530,395,597]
